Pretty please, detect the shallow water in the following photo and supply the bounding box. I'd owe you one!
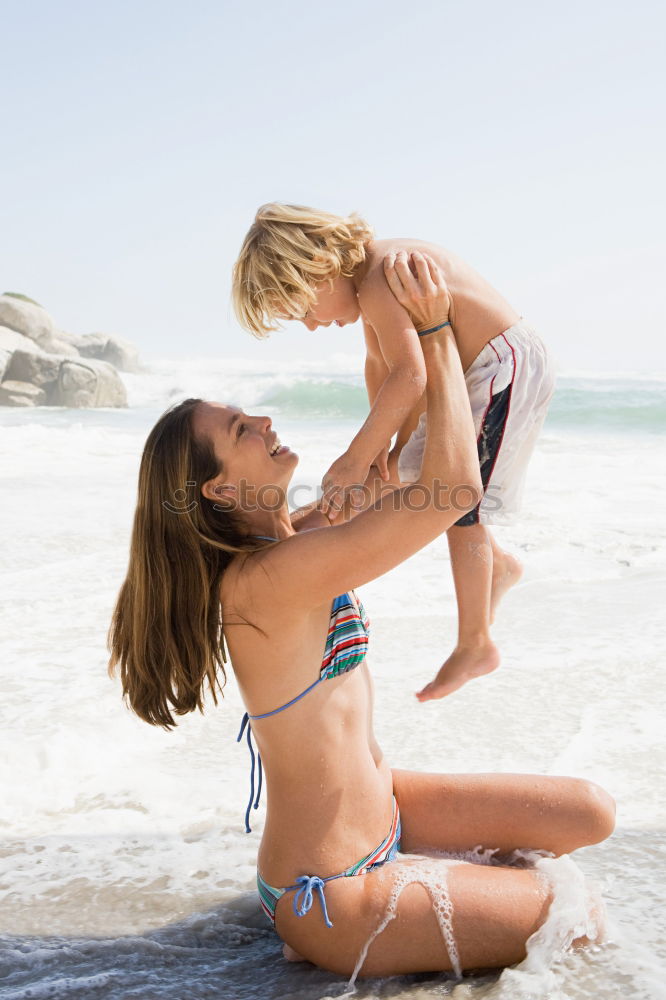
[1,361,665,998]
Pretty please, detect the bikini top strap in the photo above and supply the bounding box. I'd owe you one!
[237,713,263,833]
[237,675,324,832]
[248,675,324,720]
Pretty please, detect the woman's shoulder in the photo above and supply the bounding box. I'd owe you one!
[219,520,334,619]
[218,550,251,616]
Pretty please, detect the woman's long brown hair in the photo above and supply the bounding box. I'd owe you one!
[108,398,264,728]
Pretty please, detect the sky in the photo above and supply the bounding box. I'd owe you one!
[1,0,665,372]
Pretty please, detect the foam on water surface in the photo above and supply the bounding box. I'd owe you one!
[344,848,613,998]
[348,856,463,988]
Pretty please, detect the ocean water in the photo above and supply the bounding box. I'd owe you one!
[1,357,665,1000]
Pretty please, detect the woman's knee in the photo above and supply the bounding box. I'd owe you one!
[572,778,616,845]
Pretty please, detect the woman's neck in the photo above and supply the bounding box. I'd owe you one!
[242,509,295,542]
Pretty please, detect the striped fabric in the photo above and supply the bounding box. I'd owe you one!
[257,874,284,925]
[320,592,370,679]
[257,796,401,926]
[342,795,400,875]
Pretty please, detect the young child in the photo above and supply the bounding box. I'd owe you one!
[232,203,555,701]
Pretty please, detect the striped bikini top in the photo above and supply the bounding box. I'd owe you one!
[237,588,370,832]
[254,591,370,718]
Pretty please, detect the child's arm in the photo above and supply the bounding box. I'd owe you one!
[363,317,389,406]
[353,274,427,457]
[289,502,330,533]
[322,256,446,513]
[363,318,392,480]
[358,253,453,457]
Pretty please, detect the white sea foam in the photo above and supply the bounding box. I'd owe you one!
[347,856,462,987]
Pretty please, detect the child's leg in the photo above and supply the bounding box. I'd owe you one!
[415,325,552,702]
[416,523,499,702]
[417,524,524,701]
[488,528,523,624]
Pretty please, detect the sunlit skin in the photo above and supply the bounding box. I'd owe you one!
[184,262,614,977]
[194,401,521,697]
[298,276,363,331]
[184,406,614,975]
[192,404,300,540]
[287,247,528,704]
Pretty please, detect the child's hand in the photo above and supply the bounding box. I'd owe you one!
[321,451,370,517]
[383,251,451,332]
[371,443,391,482]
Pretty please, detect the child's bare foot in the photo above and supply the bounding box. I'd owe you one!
[490,552,523,624]
[283,943,307,962]
[416,640,500,701]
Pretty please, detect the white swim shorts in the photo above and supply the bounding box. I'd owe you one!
[397,321,556,526]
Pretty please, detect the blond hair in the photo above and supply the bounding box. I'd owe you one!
[232,203,373,337]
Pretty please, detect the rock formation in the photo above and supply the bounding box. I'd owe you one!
[0,293,139,408]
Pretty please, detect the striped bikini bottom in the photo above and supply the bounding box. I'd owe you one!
[257,797,401,928]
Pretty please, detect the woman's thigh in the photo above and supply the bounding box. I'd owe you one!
[274,856,552,978]
[392,769,615,857]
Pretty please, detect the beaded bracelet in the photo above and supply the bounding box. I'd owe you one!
[417,321,451,337]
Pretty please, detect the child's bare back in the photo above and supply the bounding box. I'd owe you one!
[358,238,521,373]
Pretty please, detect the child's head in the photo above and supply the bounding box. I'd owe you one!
[232,203,373,337]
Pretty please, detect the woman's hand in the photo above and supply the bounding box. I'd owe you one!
[383,251,451,332]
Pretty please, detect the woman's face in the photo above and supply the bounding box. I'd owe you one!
[192,402,298,512]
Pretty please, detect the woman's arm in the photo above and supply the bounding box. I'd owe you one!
[248,253,482,607]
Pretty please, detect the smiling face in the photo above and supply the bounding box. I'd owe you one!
[298,276,361,331]
[191,403,298,516]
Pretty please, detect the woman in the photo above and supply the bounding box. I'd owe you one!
[109,253,615,978]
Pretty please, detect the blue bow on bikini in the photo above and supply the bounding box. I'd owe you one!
[292,874,334,928]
